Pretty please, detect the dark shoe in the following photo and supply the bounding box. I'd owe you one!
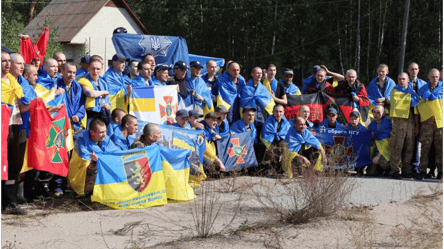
[2,202,27,215]
[392,172,402,180]
[416,172,427,181]
[437,172,442,180]
[383,171,392,177]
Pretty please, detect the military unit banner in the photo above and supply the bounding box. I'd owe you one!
[129,85,178,125]
[310,127,372,170]
[217,131,258,172]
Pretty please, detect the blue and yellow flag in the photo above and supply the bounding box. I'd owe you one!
[91,146,168,209]
[217,131,258,171]
[390,85,419,118]
[417,81,443,128]
[104,66,131,112]
[368,116,392,161]
[240,79,275,115]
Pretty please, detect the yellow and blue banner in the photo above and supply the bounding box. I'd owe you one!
[129,86,178,125]
[91,145,195,209]
[216,131,258,172]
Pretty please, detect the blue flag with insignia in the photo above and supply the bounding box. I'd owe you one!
[217,131,258,171]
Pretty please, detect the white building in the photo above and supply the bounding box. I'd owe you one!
[22,0,148,69]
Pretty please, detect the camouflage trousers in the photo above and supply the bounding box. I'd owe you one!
[418,118,443,173]
[84,161,97,195]
[366,145,391,176]
[389,117,414,175]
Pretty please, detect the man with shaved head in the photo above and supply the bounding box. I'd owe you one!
[131,123,162,148]
[367,105,392,176]
[110,114,138,150]
[298,105,314,128]
[407,62,427,176]
[53,52,66,77]
[416,68,443,180]
[284,117,327,175]
[216,61,246,124]
[36,58,65,102]
[388,72,419,179]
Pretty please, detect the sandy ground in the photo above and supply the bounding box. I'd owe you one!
[1,176,442,249]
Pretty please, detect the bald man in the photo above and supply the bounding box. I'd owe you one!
[131,123,162,148]
[53,52,66,77]
[284,117,327,175]
[367,105,392,176]
[110,114,138,150]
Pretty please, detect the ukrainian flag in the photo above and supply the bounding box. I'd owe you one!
[417,81,443,128]
[240,79,275,115]
[129,86,156,121]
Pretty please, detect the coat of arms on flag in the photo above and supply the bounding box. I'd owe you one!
[217,131,257,171]
[123,151,152,192]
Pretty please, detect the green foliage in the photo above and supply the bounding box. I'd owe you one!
[1,14,24,53]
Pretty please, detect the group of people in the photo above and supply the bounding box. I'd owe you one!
[1,43,442,215]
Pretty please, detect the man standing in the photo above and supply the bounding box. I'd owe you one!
[57,62,85,131]
[304,65,344,94]
[367,64,396,117]
[302,65,331,94]
[36,58,61,103]
[53,52,66,78]
[152,65,170,86]
[389,72,419,179]
[76,55,90,79]
[280,68,301,96]
[240,67,275,135]
[167,61,189,106]
[131,61,154,87]
[103,53,131,112]
[187,61,213,114]
[263,64,287,105]
[201,59,219,103]
[217,62,245,124]
[127,60,139,80]
[111,114,138,150]
[131,123,162,148]
[143,54,156,71]
[416,69,442,180]
[78,59,111,125]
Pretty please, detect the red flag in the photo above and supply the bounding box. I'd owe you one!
[19,27,49,66]
[27,99,70,176]
[1,105,11,180]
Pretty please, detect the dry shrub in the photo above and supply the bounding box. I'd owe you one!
[254,160,356,224]
[189,177,243,238]
[347,209,378,249]
[391,185,443,249]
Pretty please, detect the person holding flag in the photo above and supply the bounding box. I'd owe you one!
[263,64,287,105]
[35,58,63,104]
[152,64,170,86]
[304,65,344,94]
[318,108,345,129]
[346,111,367,131]
[389,72,419,179]
[416,68,443,180]
[68,119,120,196]
[230,106,258,144]
[187,61,214,115]
[240,67,275,135]
[261,104,291,148]
[367,64,396,117]
[283,117,327,178]
[367,105,392,176]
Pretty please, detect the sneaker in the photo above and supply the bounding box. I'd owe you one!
[416,172,427,181]
[392,172,402,180]
[2,202,27,215]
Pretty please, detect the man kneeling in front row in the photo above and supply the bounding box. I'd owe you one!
[131,123,162,148]
[284,117,327,176]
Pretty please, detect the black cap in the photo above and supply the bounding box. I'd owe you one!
[204,112,221,120]
[283,68,294,75]
[313,65,322,74]
[189,110,203,118]
[80,55,91,64]
[112,53,129,62]
[350,111,360,118]
[154,64,171,74]
[327,108,338,115]
[242,106,257,113]
[214,105,229,114]
[174,61,188,70]
[113,27,127,34]
[176,109,189,118]
[190,60,203,68]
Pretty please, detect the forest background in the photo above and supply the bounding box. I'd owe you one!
[2,0,442,86]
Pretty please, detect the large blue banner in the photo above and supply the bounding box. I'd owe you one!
[310,127,372,170]
[217,131,258,171]
[112,33,190,68]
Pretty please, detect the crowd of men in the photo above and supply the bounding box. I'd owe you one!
[1,45,442,215]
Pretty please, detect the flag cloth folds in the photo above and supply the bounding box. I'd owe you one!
[112,33,189,68]
[1,105,11,180]
[217,131,258,172]
[26,98,72,176]
[91,146,168,209]
[368,116,392,161]
[20,27,49,65]
[129,86,178,125]
[104,66,131,112]
[417,81,443,128]
[284,92,324,123]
